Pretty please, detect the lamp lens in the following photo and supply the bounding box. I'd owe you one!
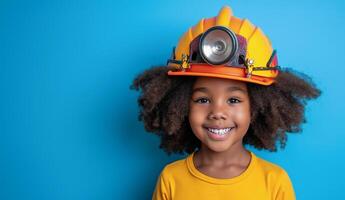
[200,27,237,65]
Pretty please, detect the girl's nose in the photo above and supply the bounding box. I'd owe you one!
[208,103,227,120]
[208,112,227,120]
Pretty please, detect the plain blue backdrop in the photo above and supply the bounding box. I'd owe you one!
[1,0,344,199]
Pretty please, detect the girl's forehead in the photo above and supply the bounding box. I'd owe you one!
[191,77,249,96]
[193,76,247,90]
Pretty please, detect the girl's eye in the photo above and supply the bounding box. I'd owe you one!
[228,98,241,104]
[194,98,210,104]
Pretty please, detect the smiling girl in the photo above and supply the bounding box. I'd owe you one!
[131,6,320,200]
[189,77,252,180]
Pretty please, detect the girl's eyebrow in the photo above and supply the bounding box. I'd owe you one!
[192,86,246,94]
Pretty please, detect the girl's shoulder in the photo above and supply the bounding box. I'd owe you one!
[254,153,292,183]
[157,153,196,181]
[255,155,284,170]
[160,156,188,176]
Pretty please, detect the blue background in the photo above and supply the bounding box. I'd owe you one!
[1,0,344,199]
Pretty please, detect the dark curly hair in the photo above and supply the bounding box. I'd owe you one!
[130,66,321,155]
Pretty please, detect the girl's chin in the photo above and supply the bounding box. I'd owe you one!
[204,144,232,153]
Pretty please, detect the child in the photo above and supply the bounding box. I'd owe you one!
[131,6,320,200]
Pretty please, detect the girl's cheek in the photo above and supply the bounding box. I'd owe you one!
[189,106,207,124]
[233,106,251,124]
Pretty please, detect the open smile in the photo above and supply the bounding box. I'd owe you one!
[203,126,235,140]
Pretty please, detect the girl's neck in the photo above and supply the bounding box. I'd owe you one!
[195,142,250,168]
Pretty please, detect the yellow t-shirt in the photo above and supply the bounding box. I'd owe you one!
[152,151,296,200]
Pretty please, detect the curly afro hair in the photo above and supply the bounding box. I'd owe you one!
[130,66,321,155]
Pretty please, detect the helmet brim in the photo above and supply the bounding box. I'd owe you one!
[167,64,276,86]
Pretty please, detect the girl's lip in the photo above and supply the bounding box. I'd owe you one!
[203,127,233,140]
[203,125,234,129]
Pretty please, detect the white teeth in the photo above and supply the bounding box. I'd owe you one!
[207,128,232,135]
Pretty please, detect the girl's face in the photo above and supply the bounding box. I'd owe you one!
[189,77,251,153]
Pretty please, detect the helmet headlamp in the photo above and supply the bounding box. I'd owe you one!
[199,26,238,65]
